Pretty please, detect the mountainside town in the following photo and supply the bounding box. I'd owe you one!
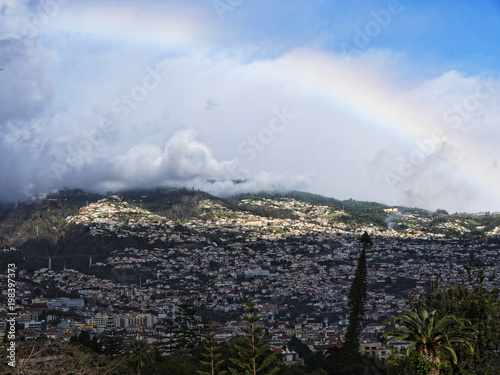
[1,192,499,366]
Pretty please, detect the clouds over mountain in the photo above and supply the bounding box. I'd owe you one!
[113,130,236,185]
[0,0,499,213]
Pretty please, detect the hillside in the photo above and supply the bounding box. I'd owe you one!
[0,189,101,248]
[1,187,499,369]
[1,187,500,263]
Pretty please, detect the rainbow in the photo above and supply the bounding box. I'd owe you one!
[269,50,500,207]
[46,7,500,209]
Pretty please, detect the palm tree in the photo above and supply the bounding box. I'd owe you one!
[382,309,477,373]
[128,338,155,375]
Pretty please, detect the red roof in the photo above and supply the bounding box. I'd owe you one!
[231,321,251,327]
[210,321,224,327]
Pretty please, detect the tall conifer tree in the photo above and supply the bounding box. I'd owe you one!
[198,326,227,375]
[337,231,372,374]
[229,301,280,375]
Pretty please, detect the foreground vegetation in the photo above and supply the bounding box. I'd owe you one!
[1,273,498,374]
[1,217,499,374]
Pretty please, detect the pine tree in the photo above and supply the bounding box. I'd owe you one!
[336,231,371,374]
[198,326,227,375]
[159,317,176,355]
[99,316,124,357]
[229,301,280,375]
[159,303,205,355]
[176,304,204,353]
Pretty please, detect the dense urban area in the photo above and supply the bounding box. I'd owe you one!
[0,189,499,373]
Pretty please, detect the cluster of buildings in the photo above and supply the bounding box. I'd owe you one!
[0,197,498,362]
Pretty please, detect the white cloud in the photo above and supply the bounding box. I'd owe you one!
[114,130,236,184]
[1,1,499,213]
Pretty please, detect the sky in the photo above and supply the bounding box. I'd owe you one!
[1,0,500,213]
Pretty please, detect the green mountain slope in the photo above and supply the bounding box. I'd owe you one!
[1,187,500,263]
[0,189,101,248]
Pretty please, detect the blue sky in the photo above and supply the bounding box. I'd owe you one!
[208,0,500,73]
[1,0,499,212]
